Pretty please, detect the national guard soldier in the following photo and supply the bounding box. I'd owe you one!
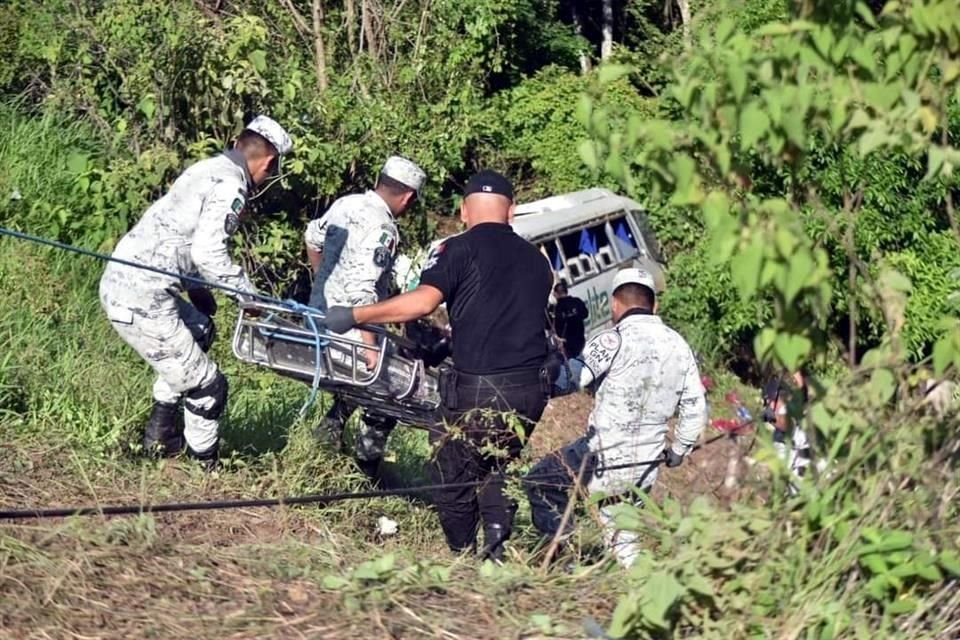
[303,156,426,478]
[324,170,554,562]
[525,267,707,567]
[99,116,292,469]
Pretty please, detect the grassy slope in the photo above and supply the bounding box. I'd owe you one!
[0,240,767,638]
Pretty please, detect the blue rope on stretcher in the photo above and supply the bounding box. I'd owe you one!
[0,226,330,420]
[283,300,326,418]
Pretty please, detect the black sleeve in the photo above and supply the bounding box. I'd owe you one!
[419,239,463,299]
[576,298,589,320]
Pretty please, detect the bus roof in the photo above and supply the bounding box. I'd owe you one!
[511,188,645,241]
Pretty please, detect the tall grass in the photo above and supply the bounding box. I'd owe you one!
[0,102,101,235]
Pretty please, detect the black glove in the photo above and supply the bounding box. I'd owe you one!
[325,306,357,334]
[187,288,218,317]
[664,448,684,468]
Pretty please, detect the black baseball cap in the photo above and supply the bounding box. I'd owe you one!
[464,170,514,201]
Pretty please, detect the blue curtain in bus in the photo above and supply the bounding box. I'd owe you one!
[578,228,598,256]
[552,250,563,271]
[615,222,633,246]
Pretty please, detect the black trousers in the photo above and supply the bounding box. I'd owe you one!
[525,434,595,539]
[430,369,548,552]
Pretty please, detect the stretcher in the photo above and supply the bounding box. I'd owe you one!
[231,300,443,426]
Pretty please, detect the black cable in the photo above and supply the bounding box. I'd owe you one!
[0,427,749,521]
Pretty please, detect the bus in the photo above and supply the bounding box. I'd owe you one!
[512,188,665,332]
[394,188,665,333]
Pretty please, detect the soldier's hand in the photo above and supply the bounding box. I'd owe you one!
[325,306,357,334]
[188,288,218,317]
[663,448,684,468]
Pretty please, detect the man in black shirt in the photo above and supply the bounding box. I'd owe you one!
[550,281,589,358]
[325,170,553,561]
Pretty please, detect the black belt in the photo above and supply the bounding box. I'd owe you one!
[438,366,548,411]
[454,367,543,387]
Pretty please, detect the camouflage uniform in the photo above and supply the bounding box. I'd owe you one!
[579,311,706,565]
[527,270,707,567]
[100,116,292,461]
[304,156,425,466]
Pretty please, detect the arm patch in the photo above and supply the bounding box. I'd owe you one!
[581,329,622,380]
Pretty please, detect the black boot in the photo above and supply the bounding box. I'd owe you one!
[356,457,382,484]
[313,398,348,450]
[188,443,219,472]
[480,523,509,564]
[143,401,184,458]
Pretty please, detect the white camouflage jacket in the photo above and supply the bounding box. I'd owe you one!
[100,151,256,306]
[577,309,707,467]
[305,190,398,310]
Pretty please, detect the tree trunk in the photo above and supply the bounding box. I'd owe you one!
[361,0,379,59]
[571,4,591,73]
[676,0,691,48]
[312,0,329,91]
[601,0,614,60]
[345,0,357,56]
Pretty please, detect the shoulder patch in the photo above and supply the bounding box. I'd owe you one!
[230,196,245,215]
[582,329,622,375]
[224,213,240,236]
[373,245,393,268]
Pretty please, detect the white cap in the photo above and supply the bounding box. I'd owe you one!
[612,267,657,295]
[382,156,426,194]
[244,115,293,156]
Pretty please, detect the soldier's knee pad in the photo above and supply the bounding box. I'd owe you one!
[195,319,217,353]
[184,371,229,420]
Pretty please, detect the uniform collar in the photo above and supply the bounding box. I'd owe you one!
[223,149,254,190]
[617,307,659,326]
[367,190,395,219]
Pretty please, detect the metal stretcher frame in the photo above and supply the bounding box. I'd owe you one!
[231,300,441,427]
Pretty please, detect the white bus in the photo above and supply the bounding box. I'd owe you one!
[512,188,665,332]
[394,188,665,333]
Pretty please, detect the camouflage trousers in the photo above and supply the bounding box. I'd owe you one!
[100,281,220,453]
[321,397,396,462]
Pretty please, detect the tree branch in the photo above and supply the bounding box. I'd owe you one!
[312,0,329,92]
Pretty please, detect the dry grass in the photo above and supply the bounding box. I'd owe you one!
[0,379,764,639]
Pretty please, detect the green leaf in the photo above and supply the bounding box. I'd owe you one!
[321,575,351,590]
[578,140,599,171]
[773,333,812,371]
[66,152,89,175]
[754,328,777,360]
[248,49,267,73]
[856,2,879,28]
[861,553,888,575]
[916,563,944,582]
[897,33,917,63]
[939,551,960,577]
[715,17,736,45]
[866,575,890,601]
[136,95,156,121]
[598,64,632,85]
[858,129,888,156]
[730,236,764,300]
[925,146,946,180]
[640,572,685,630]
[886,598,919,616]
[575,95,593,128]
[728,65,747,103]
[932,336,953,376]
[863,82,901,111]
[868,368,896,405]
[784,249,814,305]
[685,573,715,598]
[702,191,730,229]
[739,102,770,150]
[608,596,636,638]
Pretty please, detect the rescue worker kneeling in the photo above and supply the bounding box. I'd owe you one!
[525,268,707,567]
[100,115,292,469]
